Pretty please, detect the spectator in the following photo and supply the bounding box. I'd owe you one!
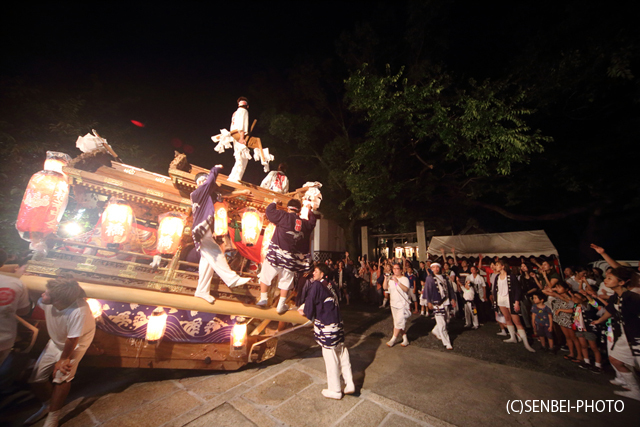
[571,291,603,373]
[530,291,554,351]
[544,282,581,361]
[492,260,535,352]
[386,263,411,347]
[462,280,479,329]
[0,249,31,367]
[404,263,419,314]
[25,277,96,427]
[592,267,640,401]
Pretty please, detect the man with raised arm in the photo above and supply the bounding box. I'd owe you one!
[257,199,316,314]
[191,165,251,303]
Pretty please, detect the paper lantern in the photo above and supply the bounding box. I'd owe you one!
[157,212,185,254]
[86,298,102,319]
[261,223,276,261]
[43,151,71,174]
[395,247,403,259]
[146,307,168,343]
[16,170,69,241]
[241,208,263,247]
[229,319,248,358]
[213,201,228,236]
[101,199,134,245]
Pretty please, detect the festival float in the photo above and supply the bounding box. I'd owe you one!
[12,130,318,371]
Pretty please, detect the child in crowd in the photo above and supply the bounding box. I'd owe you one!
[571,291,603,373]
[530,291,554,351]
[462,281,479,329]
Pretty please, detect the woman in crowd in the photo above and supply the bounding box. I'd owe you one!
[492,260,535,352]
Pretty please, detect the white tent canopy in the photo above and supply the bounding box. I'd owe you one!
[427,230,559,259]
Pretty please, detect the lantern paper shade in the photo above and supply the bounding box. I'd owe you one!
[241,208,263,247]
[101,200,134,245]
[213,202,228,236]
[395,247,403,258]
[43,151,72,174]
[146,307,168,342]
[261,223,276,261]
[16,170,69,241]
[157,213,185,254]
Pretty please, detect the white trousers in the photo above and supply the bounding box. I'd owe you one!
[464,301,479,328]
[321,343,354,394]
[433,311,451,347]
[228,155,248,182]
[197,230,240,294]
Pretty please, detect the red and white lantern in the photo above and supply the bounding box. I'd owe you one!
[156,212,185,254]
[16,170,69,241]
[101,199,134,245]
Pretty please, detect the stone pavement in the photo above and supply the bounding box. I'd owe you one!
[4,308,640,427]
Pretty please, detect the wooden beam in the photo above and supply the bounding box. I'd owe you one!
[17,274,308,324]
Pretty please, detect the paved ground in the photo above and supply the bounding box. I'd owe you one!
[1,305,639,427]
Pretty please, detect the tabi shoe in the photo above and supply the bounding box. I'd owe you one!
[445,345,453,350]
[256,299,269,308]
[24,403,49,425]
[194,292,215,304]
[518,329,536,352]
[401,336,410,347]
[431,330,442,340]
[228,277,252,289]
[503,325,518,343]
[386,337,397,347]
[321,389,343,400]
[344,383,356,395]
[276,304,289,315]
[496,330,508,336]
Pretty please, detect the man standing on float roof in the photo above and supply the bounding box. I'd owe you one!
[257,199,316,314]
[227,97,251,183]
[191,165,251,303]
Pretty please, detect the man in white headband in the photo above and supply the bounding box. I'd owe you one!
[423,262,456,350]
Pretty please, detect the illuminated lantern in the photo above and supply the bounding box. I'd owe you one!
[43,151,71,174]
[395,247,403,259]
[146,307,168,343]
[241,208,263,247]
[213,201,228,236]
[16,170,69,242]
[261,223,276,261]
[156,212,185,254]
[101,199,134,245]
[86,299,103,319]
[229,318,248,358]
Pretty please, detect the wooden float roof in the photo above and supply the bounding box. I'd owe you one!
[63,160,302,214]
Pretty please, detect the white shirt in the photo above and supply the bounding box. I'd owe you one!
[388,276,411,309]
[497,276,509,297]
[466,274,486,302]
[230,107,249,134]
[462,286,475,302]
[39,298,96,350]
[0,276,30,351]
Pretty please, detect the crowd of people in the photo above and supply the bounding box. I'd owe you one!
[300,244,640,402]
